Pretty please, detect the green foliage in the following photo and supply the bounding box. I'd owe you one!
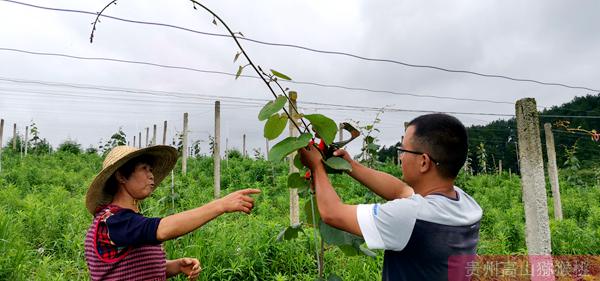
[304,114,337,145]
[287,172,309,189]
[226,149,243,159]
[476,142,487,174]
[270,69,292,81]
[100,127,126,155]
[264,114,288,140]
[323,157,352,172]
[268,133,312,161]
[466,93,600,174]
[58,140,82,154]
[1,152,600,280]
[258,95,287,121]
[352,110,383,168]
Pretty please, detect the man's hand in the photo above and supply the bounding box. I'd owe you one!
[178,258,201,281]
[332,148,352,162]
[299,145,324,170]
[218,188,261,214]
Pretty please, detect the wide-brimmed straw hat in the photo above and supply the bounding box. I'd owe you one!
[86,145,178,215]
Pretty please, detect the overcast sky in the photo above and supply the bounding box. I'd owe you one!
[1,0,599,156]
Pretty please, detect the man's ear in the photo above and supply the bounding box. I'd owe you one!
[419,154,432,173]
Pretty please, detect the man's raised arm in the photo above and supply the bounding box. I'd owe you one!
[333,149,413,200]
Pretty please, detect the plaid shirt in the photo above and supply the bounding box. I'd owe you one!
[96,205,131,260]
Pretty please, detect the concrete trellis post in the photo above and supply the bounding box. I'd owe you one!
[338,123,343,142]
[24,125,28,156]
[288,92,300,225]
[152,124,157,146]
[145,127,149,147]
[515,98,554,279]
[265,139,269,156]
[182,113,188,175]
[138,132,142,148]
[498,160,502,175]
[544,123,563,220]
[162,120,167,145]
[214,102,221,198]
[133,136,136,148]
[243,134,247,157]
[12,123,16,150]
[0,119,4,173]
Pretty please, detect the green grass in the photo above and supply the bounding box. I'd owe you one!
[0,151,598,280]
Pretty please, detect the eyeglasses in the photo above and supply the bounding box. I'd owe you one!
[396,146,441,166]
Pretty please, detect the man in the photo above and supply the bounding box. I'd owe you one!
[300,113,482,281]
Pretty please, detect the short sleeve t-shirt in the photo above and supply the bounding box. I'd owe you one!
[356,187,482,281]
[96,205,162,260]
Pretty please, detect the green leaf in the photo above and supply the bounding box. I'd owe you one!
[359,245,377,257]
[327,274,343,281]
[304,197,320,228]
[367,143,379,151]
[270,69,292,80]
[320,221,365,245]
[276,224,303,241]
[268,133,312,161]
[304,114,337,145]
[287,172,308,189]
[264,114,287,140]
[293,153,304,170]
[233,52,241,63]
[235,65,243,80]
[338,245,359,256]
[323,157,352,172]
[258,95,287,121]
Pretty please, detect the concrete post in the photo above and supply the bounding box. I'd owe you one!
[145,127,149,147]
[12,123,16,150]
[0,119,4,173]
[24,126,28,156]
[544,123,563,220]
[288,92,300,225]
[162,120,167,145]
[214,102,221,198]
[338,123,343,142]
[138,132,142,148]
[182,113,188,175]
[152,124,157,146]
[498,160,502,175]
[133,135,136,148]
[515,98,554,280]
[265,138,269,156]
[243,134,246,157]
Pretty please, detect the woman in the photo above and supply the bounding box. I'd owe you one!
[84,145,260,280]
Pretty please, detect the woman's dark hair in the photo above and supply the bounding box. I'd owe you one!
[407,113,468,179]
[104,154,156,196]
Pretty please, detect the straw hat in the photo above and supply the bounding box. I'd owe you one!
[86,145,178,214]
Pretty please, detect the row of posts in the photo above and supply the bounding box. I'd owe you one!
[0,98,567,261]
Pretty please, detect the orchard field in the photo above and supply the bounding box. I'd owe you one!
[0,149,599,280]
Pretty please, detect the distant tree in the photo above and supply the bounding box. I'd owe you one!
[86,145,98,155]
[58,140,82,154]
[27,121,52,154]
[226,149,242,159]
[100,127,127,155]
[253,148,264,159]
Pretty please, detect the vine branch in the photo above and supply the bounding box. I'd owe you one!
[90,0,117,43]
[187,0,306,134]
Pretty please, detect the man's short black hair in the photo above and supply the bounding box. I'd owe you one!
[407,113,468,179]
[104,154,156,196]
